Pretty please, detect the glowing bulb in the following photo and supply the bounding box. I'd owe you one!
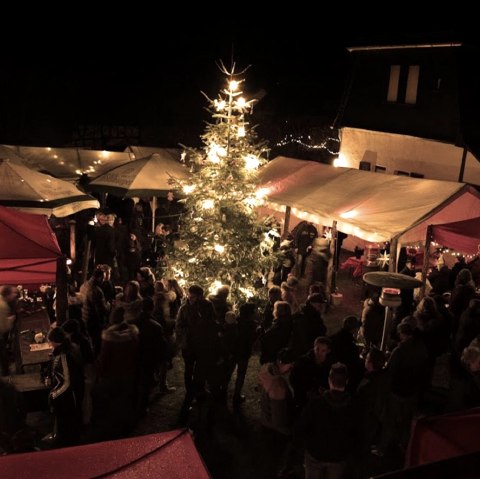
[333,154,348,168]
[183,184,196,194]
[214,99,226,111]
[237,125,246,137]
[53,155,58,159]
[244,155,260,170]
[75,169,82,175]
[208,144,227,163]
[255,187,270,199]
[236,97,246,108]
[229,80,239,91]
[101,150,110,158]
[214,244,225,254]
[46,147,51,151]
[202,199,214,209]
[340,210,357,219]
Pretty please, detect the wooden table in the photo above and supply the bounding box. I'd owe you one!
[15,308,52,373]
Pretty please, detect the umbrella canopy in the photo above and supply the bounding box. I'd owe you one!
[88,151,189,197]
[363,271,423,289]
[0,159,100,217]
[2,144,136,180]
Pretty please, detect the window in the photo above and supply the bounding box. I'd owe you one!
[359,161,371,171]
[394,170,409,176]
[410,172,424,178]
[405,65,420,104]
[387,64,420,104]
[375,165,386,173]
[387,65,400,102]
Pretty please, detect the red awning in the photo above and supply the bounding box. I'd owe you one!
[0,429,211,479]
[0,205,61,286]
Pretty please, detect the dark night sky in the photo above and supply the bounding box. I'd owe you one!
[0,15,475,147]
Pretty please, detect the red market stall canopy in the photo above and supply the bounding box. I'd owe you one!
[258,157,480,245]
[406,407,480,467]
[0,429,211,479]
[431,217,480,255]
[0,206,61,285]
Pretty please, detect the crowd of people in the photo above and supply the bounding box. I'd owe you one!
[1,207,480,479]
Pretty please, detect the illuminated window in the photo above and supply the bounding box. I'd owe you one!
[405,65,420,104]
[387,65,400,102]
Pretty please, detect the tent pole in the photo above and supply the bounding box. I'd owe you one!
[81,239,91,286]
[326,220,337,295]
[69,219,76,263]
[282,206,291,239]
[55,256,68,325]
[389,237,398,272]
[421,225,433,298]
[152,196,157,233]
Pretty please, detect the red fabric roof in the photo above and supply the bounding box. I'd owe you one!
[406,407,480,467]
[431,217,480,255]
[0,205,61,285]
[0,429,211,479]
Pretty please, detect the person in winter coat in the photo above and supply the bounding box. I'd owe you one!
[175,285,219,420]
[258,348,295,436]
[295,362,356,479]
[290,293,327,360]
[46,327,84,447]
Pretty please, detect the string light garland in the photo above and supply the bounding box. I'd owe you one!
[275,132,340,155]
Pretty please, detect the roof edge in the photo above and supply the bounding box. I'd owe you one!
[347,43,462,52]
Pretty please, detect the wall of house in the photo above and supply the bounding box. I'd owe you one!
[339,127,480,185]
[342,47,460,143]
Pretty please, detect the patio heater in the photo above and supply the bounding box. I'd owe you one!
[363,272,423,351]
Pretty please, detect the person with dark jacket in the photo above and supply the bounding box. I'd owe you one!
[175,285,219,419]
[379,321,429,454]
[81,268,109,357]
[330,316,364,392]
[92,308,139,440]
[359,293,385,348]
[232,303,259,407]
[355,348,388,462]
[290,293,327,360]
[208,285,232,324]
[290,336,333,412]
[46,327,84,447]
[260,301,293,365]
[295,363,356,478]
[134,297,167,416]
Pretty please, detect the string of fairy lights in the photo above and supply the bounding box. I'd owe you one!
[275,133,340,155]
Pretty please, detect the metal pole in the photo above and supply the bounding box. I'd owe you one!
[380,306,393,351]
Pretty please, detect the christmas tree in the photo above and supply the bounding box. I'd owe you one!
[173,63,279,303]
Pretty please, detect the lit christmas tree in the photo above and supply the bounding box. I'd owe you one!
[173,63,279,303]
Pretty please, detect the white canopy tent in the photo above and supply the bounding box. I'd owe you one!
[258,157,480,262]
[0,144,137,180]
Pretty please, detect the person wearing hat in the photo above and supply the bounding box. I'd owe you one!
[329,316,364,392]
[46,327,84,446]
